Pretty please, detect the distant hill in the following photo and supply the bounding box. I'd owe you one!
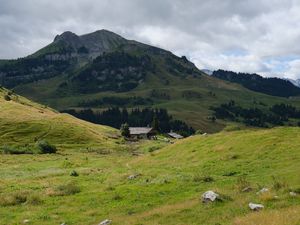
[212,69,300,97]
[2,30,300,132]
[285,78,300,88]
[201,69,213,75]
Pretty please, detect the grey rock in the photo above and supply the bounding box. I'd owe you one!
[202,190,219,202]
[249,202,264,211]
[128,174,140,180]
[256,188,269,195]
[242,187,252,192]
[99,219,112,225]
[290,192,297,197]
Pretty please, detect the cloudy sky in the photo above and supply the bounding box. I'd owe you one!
[1,0,300,79]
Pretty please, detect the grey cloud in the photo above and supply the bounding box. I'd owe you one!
[1,0,300,78]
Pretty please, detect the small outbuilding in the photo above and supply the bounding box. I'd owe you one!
[129,127,156,139]
[167,132,184,139]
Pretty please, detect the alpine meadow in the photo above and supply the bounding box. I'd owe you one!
[0,1,300,225]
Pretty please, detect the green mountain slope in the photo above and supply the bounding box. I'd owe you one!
[0,126,299,224]
[2,30,300,132]
[0,87,120,151]
[212,69,300,97]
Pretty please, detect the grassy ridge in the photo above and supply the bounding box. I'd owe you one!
[0,87,120,151]
[0,126,299,224]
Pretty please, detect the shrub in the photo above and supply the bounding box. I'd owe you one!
[36,140,57,154]
[48,182,80,196]
[293,187,300,194]
[26,194,43,205]
[0,191,29,206]
[195,130,204,135]
[70,170,79,177]
[120,123,130,137]
[4,94,11,101]
[112,193,123,201]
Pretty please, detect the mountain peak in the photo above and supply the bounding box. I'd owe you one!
[50,29,128,58]
[54,31,79,42]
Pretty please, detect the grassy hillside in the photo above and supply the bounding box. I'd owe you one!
[2,30,300,133]
[0,87,120,151]
[13,65,300,133]
[0,126,299,224]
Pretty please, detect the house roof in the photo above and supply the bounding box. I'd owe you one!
[129,127,154,135]
[168,132,184,139]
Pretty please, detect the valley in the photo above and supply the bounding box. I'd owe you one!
[2,30,300,133]
[0,29,300,225]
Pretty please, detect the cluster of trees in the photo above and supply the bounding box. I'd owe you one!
[72,51,155,93]
[77,96,153,107]
[63,107,195,136]
[0,56,71,88]
[211,101,300,127]
[212,70,300,97]
[165,55,200,78]
[150,89,171,100]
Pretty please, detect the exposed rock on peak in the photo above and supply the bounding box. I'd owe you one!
[52,29,128,58]
[54,31,79,42]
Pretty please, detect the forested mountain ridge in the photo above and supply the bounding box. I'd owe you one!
[212,69,300,97]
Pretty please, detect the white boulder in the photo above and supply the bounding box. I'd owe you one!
[290,192,297,197]
[249,202,264,211]
[128,174,140,180]
[202,190,219,202]
[256,188,269,195]
[99,219,112,225]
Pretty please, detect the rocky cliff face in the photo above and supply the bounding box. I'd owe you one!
[51,29,128,59]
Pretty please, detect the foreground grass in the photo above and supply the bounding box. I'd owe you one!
[0,127,299,224]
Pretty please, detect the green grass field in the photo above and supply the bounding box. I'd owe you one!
[0,87,299,225]
[0,125,299,224]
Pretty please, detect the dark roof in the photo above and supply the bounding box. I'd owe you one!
[129,127,154,135]
[168,132,184,139]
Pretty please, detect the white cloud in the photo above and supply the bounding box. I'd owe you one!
[1,0,300,79]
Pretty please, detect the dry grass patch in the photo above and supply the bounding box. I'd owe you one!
[46,182,80,197]
[234,206,300,225]
[0,191,42,206]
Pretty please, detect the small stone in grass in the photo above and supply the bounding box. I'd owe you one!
[128,174,140,180]
[242,187,252,192]
[202,190,219,202]
[249,202,264,211]
[256,188,269,195]
[99,219,112,225]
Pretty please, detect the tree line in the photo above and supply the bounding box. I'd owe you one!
[212,70,300,97]
[62,107,195,136]
[211,101,300,127]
